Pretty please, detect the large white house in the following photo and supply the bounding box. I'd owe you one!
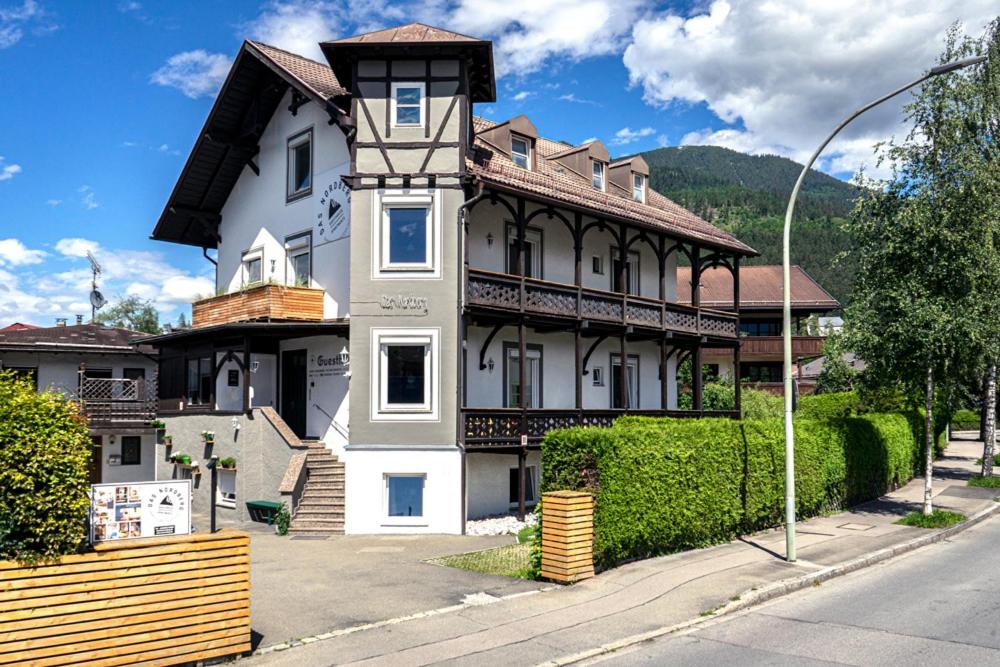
[145,23,755,534]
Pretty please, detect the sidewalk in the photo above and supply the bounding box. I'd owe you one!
[245,434,998,666]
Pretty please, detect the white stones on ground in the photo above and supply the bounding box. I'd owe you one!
[461,592,502,606]
[465,512,539,537]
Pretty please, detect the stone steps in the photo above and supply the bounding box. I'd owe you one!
[290,440,345,536]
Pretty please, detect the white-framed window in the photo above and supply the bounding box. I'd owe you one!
[611,247,640,295]
[242,249,263,287]
[633,173,646,203]
[504,343,542,408]
[371,328,440,421]
[509,466,537,506]
[285,232,311,287]
[592,255,604,275]
[505,224,542,279]
[287,129,313,201]
[373,190,441,279]
[511,135,531,169]
[611,354,639,409]
[391,82,425,127]
[592,366,604,387]
[592,160,606,190]
[385,474,425,521]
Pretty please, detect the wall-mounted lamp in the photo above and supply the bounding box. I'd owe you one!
[231,416,241,431]
[487,357,495,374]
[270,259,277,273]
[250,361,260,374]
[109,435,116,444]
[486,232,494,249]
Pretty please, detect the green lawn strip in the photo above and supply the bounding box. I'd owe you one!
[516,524,536,544]
[428,543,533,579]
[895,509,966,529]
[974,454,1000,466]
[969,475,1000,488]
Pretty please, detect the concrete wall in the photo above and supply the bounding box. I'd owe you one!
[466,451,542,518]
[157,410,306,524]
[96,433,157,484]
[218,88,352,319]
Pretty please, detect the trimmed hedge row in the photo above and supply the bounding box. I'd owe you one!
[543,410,929,569]
[951,408,980,431]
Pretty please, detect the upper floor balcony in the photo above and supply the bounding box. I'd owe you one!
[465,269,739,340]
[192,284,325,328]
[76,376,158,431]
[740,335,826,358]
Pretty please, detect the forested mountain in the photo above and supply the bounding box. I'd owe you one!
[638,145,860,308]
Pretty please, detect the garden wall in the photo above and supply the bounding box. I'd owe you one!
[543,410,929,569]
[0,530,250,666]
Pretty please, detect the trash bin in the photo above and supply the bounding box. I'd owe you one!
[246,500,282,524]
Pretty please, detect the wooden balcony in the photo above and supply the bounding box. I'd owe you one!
[192,284,325,328]
[740,336,826,358]
[77,377,158,431]
[462,407,740,450]
[465,269,738,340]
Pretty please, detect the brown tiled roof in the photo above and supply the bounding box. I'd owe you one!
[0,324,156,354]
[677,265,840,311]
[0,322,40,332]
[470,117,756,255]
[328,22,482,44]
[247,41,347,99]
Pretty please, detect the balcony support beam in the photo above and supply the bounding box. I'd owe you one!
[242,335,251,414]
[518,448,527,521]
[660,337,669,410]
[575,325,583,411]
[619,333,628,409]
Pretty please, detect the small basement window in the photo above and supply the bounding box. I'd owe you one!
[592,161,605,190]
[511,135,531,169]
[287,129,313,201]
[387,474,425,517]
[392,82,425,127]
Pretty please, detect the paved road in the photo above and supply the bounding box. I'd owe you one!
[593,513,1000,666]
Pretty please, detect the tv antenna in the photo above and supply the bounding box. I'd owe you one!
[86,250,106,322]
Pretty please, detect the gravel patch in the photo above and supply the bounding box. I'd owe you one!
[466,512,538,536]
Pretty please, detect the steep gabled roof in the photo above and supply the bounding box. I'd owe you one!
[151,41,351,248]
[677,265,840,311]
[470,117,756,255]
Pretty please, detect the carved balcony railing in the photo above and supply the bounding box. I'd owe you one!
[462,407,741,449]
[739,335,827,358]
[192,284,325,328]
[75,377,158,429]
[466,269,738,339]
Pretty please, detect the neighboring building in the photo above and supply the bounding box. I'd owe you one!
[798,352,865,385]
[0,322,41,332]
[0,323,159,483]
[678,264,840,394]
[145,23,755,535]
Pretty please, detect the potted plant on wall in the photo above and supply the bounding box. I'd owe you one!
[220,457,237,470]
[171,452,192,466]
[162,433,173,446]
[201,431,215,445]
[151,419,166,443]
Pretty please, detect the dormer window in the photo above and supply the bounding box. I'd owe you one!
[592,161,606,191]
[391,82,425,127]
[632,173,646,203]
[511,135,531,169]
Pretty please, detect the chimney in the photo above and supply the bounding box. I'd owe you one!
[75,314,84,325]
[55,318,67,327]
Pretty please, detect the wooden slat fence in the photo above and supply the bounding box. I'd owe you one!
[0,530,250,666]
[540,491,595,583]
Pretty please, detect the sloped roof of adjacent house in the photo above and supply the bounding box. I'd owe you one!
[0,324,156,355]
[326,23,482,44]
[470,117,755,255]
[676,265,840,311]
[0,322,40,332]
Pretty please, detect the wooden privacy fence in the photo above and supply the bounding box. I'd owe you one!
[540,491,595,583]
[0,530,250,667]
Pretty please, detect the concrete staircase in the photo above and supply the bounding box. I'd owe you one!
[288,441,345,535]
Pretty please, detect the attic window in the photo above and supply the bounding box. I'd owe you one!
[392,82,425,127]
[592,161,605,191]
[632,173,645,203]
[511,135,531,169]
[287,129,313,201]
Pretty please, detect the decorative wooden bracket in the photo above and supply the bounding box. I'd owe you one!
[581,335,609,376]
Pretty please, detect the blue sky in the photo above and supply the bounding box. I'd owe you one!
[0,0,994,327]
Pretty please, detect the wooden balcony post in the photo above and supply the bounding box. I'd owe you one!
[519,318,527,433]
[242,335,251,414]
[693,344,704,413]
[518,449,527,521]
[619,333,628,409]
[618,223,628,326]
[574,213,583,319]
[658,235,667,330]
[517,198,526,313]
[660,338,669,410]
[734,342,742,416]
[575,325,583,411]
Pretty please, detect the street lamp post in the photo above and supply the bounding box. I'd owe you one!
[781,55,986,563]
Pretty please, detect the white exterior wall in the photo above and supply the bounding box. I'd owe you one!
[465,326,677,410]
[98,433,156,484]
[278,335,350,452]
[466,451,542,518]
[342,447,462,534]
[218,89,352,319]
[0,351,156,395]
[215,352,277,412]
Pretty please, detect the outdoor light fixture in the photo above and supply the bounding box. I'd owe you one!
[487,357,495,373]
[250,361,260,373]
[486,232,494,248]
[780,54,987,563]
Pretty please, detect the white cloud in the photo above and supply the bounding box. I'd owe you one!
[55,237,100,258]
[0,156,21,181]
[0,0,42,49]
[46,198,61,206]
[77,185,99,210]
[557,93,600,106]
[0,239,45,266]
[611,126,655,145]
[244,0,341,60]
[623,0,999,177]
[512,91,532,101]
[150,50,232,99]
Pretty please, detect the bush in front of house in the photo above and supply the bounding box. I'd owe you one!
[951,408,980,431]
[740,387,784,420]
[0,371,92,563]
[543,409,926,569]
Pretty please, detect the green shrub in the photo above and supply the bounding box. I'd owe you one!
[0,371,92,563]
[896,509,965,528]
[969,475,1000,488]
[796,392,860,420]
[274,502,291,535]
[952,409,980,431]
[543,409,927,569]
[740,387,783,420]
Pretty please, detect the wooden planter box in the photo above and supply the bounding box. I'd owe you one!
[0,530,250,666]
[192,284,324,328]
[540,491,595,583]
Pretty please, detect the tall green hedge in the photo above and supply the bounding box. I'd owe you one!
[543,410,927,569]
[0,371,92,563]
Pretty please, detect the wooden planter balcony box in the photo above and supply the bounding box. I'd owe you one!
[192,284,325,328]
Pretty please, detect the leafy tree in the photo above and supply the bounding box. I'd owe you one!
[845,23,1000,514]
[0,371,92,562]
[176,313,189,329]
[814,334,856,394]
[94,296,161,334]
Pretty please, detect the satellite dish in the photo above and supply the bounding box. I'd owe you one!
[90,290,106,310]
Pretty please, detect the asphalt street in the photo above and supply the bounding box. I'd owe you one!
[593,513,1000,666]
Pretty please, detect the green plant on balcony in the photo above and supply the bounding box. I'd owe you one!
[220,457,237,469]
[201,431,215,445]
[170,452,192,466]
[150,419,166,430]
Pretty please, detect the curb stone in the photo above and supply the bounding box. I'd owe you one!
[537,501,1000,667]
